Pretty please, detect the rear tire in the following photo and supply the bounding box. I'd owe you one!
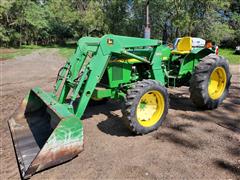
[122,79,169,134]
[189,54,231,109]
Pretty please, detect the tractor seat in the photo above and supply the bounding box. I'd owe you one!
[172,37,192,54]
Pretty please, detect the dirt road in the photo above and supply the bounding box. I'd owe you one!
[0,49,239,179]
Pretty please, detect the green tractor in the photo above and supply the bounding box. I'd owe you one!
[8,35,231,178]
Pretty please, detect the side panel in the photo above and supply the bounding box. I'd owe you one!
[107,62,132,88]
[151,45,170,85]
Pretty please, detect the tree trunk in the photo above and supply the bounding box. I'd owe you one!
[162,21,168,44]
[175,27,179,37]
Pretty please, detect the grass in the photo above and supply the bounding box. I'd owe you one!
[0,45,42,60]
[219,48,240,64]
[0,44,76,60]
[57,47,75,58]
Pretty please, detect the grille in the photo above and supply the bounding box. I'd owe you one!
[112,64,123,81]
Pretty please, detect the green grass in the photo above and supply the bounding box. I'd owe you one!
[0,45,43,60]
[219,48,240,64]
[57,47,75,58]
[0,44,76,60]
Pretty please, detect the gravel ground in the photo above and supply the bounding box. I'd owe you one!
[0,49,239,179]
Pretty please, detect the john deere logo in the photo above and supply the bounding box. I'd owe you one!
[107,38,113,45]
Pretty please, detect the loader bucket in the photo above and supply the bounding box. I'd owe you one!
[8,87,83,179]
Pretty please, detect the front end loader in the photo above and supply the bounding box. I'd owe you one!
[8,34,231,178]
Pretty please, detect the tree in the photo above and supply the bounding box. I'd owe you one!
[229,0,240,46]
[81,0,108,35]
[0,0,239,47]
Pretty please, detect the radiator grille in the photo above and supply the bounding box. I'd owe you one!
[112,64,123,81]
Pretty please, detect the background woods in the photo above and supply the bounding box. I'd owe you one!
[0,0,240,47]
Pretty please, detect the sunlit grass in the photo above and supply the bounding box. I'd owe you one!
[0,44,76,60]
[58,47,75,58]
[219,48,240,64]
[0,45,42,60]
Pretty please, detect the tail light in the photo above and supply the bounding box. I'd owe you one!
[215,46,219,55]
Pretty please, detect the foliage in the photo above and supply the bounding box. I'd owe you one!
[81,1,108,35]
[0,0,240,47]
[219,48,240,64]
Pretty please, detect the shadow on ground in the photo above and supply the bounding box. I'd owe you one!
[169,93,198,111]
[153,132,202,150]
[76,82,240,137]
[84,100,133,137]
[214,159,240,176]
[171,84,240,133]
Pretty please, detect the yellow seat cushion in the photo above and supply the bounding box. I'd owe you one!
[172,37,192,54]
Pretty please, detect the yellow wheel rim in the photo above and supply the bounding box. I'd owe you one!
[136,91,165,127]
[208,67,227,100]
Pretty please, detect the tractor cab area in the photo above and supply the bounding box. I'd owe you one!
[164,37,216,87]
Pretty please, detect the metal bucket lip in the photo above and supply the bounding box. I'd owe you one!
[8,118,31,177]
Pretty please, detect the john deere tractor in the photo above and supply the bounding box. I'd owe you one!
[8,35,231,178]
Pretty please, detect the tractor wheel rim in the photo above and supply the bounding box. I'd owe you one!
[208,67,227,100]
[136,91,165,127]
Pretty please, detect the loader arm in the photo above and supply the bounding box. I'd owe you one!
[55,34,161,119]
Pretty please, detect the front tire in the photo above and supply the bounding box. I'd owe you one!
[122,80,169,134]
[189,54,231,109]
